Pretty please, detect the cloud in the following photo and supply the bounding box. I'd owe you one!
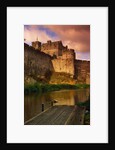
[44,25,90,52]
[24,25,58,44]
[24,25,90,59]
[76,51,90,60]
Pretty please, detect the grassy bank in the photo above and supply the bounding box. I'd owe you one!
[24,83,90,94]
[84,112,90,125]
[77,98,90,125]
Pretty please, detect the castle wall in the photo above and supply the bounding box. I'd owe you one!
[41,41,66,56]
[41,43,58,50]
[24,43,54,83]
[51,49,75,77]
[61,49,75,59]
[24,40,90,84]
[52,58,75,77]
[41,49,59,57]
[32,41,41,50]
[75,60,90,84]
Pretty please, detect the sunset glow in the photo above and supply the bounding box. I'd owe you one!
[24,25,90,60]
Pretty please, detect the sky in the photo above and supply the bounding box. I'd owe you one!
[24,25,90,60]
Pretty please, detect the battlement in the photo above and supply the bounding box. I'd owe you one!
[40,40,68,57]
[61,49,75,59]
[41,40,66,51]
[63,49,75,54]
[31,39,75,58]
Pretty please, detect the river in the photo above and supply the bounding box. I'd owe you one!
[24,88,90,122]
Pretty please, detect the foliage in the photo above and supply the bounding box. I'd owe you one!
[77,100,90,108]
[77,96,90,125]
[84,112,90,125]
[24,83,90,94]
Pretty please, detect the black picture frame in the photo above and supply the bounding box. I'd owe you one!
[0,0,111,148]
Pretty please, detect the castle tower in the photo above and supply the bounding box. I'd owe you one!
[62,49,75,60]
[32,37,41,50]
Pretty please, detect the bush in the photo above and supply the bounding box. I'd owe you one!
[84,112,90,125]
[77,96,90,111]
[24,83,90,94]
[77,96,90,125]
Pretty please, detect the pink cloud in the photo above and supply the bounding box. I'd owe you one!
[24,26,58,43]
[44,25,90,52]
[24,25,90,52]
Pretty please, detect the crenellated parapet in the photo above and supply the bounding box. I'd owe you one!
[26,39,90,83]
[31,40,70,57]
[61,49,75,60]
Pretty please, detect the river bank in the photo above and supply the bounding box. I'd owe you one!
[24,83,90,94]
[77,99,90,125]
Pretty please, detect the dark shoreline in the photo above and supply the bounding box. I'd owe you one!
[77,99,90,125]
[24,83,90,94]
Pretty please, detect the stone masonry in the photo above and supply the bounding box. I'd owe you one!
[25,39,90,84]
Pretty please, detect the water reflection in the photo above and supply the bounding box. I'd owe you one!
[24,89,90,122]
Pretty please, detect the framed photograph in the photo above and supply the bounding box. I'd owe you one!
[1,4,109,145]
[24,24,90,126]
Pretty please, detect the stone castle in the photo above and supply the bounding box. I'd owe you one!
[24,39,90,84]
[32,40,75,77]
[32,40,70,56]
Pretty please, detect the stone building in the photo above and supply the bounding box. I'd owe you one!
[32,40,68,57]
[31,39,76,77]
[25,39,90,84]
